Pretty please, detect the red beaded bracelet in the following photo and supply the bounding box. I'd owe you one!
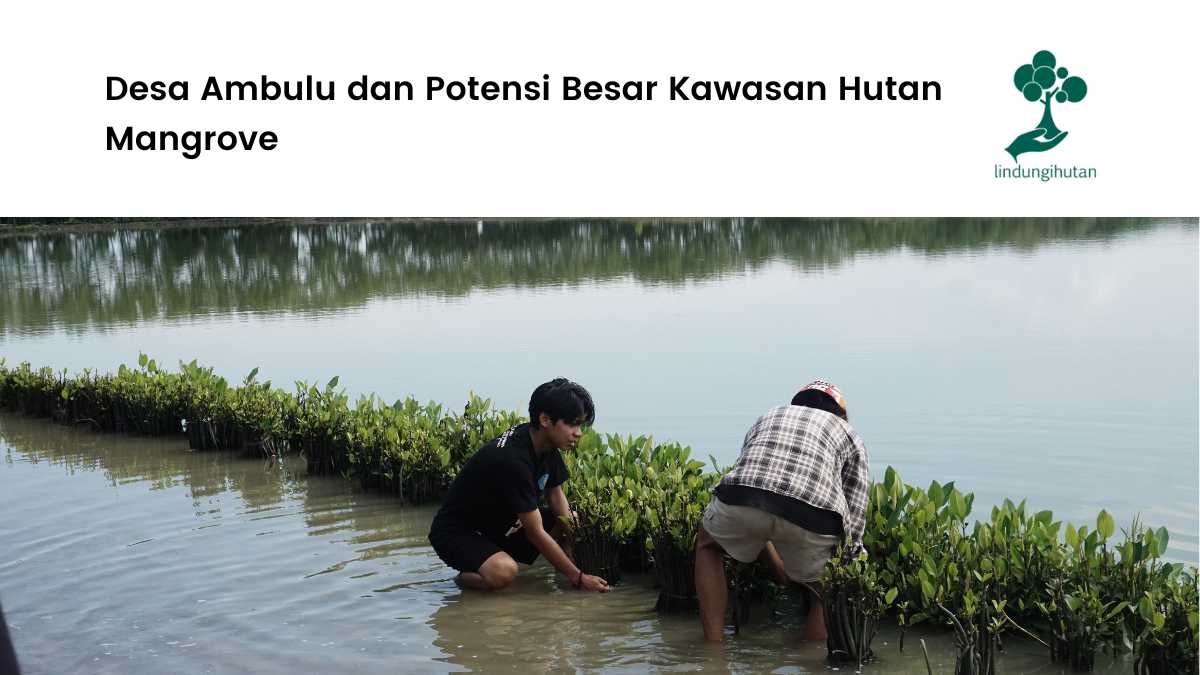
[574,570,584,589]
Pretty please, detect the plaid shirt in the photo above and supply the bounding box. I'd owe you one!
[720,405,872,548]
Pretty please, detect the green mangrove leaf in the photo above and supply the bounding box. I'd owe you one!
[1153,526,1169,556]
[949,489,967,521]
[941,482,955,503]
[1097,510,1115,540]
[928,480,944,506]
[888,490,913,528]
[920,576,934,601]
[1104,601,1129,620]
[1138,596,1155,622]
[885,587,898,605]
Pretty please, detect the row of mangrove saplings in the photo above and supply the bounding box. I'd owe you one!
[0,356,1196,674]
[0,355,523,502]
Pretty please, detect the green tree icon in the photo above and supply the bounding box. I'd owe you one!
[1004,50,1088,161]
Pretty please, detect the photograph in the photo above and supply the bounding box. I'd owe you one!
[0,218,1196,673]
[2,1,1198,672]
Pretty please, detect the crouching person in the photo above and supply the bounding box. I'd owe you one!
[429,378,610,593]
[695,380,871,641]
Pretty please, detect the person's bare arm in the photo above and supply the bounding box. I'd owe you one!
[546,485,574,527]
[517,509,608,592]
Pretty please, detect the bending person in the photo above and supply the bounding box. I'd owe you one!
[695,380,871,642]
[429,378,610,593]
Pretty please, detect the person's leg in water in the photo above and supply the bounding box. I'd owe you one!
[457,509,578,591]
[759,541,827,640]
[695,525,729,642]
[456,550,520,590]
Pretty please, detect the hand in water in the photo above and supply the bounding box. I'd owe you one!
[579,573,610,593]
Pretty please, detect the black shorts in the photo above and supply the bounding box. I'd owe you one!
[429,507,556,573]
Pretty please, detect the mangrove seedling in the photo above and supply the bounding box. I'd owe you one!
[820,546,895,667]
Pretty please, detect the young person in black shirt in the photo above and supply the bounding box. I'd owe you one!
[429,378,611,593]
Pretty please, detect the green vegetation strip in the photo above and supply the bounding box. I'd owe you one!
[1,356,1195,673]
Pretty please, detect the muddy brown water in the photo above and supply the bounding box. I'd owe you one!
[0,413,1133,674]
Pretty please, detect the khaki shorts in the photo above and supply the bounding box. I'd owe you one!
[702,497,840,583]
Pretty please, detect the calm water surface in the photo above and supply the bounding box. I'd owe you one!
[0,219,1196,673]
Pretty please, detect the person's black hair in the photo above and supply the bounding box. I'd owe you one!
[790,389,848,421]
[529,378,595,428]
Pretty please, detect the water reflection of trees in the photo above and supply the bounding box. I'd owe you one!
[0,218,1173,335]
[299,486,435,544]
[0,412,295,509]
[1,411,447,588]
[293,479,442,584]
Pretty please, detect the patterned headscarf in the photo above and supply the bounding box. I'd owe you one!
[799,379,846,413]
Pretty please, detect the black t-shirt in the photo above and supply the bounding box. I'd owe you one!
[432,423,569,540]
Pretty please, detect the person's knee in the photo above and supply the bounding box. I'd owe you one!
[479,554,519,589]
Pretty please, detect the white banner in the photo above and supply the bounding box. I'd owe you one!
[1,1,1196,216]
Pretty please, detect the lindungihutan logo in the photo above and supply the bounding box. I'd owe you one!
[1005,50,1088,162]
